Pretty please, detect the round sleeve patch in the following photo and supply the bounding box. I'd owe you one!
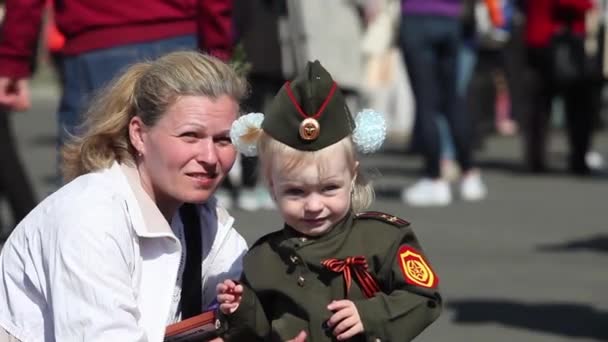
[398,245,438,288]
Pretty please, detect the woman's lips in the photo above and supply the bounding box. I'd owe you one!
[187,173,216,187]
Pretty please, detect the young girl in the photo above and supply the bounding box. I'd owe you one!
[217,61,442,341]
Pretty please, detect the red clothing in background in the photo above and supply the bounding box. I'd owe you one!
[524,0,593,48]
[0,0,233,78]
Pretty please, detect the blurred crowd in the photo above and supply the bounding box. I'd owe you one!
[0,0,606,228]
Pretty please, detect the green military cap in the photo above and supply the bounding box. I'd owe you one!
[261,60,355,151]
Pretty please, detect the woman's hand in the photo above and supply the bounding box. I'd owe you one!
[326,300,364,340]
[216,279,243,314]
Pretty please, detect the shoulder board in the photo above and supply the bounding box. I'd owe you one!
[355,211,410,227]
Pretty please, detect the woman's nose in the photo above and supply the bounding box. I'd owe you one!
[196,139,219,165]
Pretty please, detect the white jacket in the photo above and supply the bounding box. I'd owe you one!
[0,162,248,342]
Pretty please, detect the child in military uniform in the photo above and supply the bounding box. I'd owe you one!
[217,61,442,341]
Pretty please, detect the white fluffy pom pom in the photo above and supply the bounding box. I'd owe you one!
[352,109,386,154]
[230,112,264,157]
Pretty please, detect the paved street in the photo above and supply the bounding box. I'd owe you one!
[2,73,607,341]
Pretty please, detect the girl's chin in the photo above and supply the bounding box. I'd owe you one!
[295,223,332,236]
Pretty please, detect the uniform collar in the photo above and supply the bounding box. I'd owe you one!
[119,162,174,236]
[282,212,354,243]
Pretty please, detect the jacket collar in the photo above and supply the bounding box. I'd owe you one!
[282,212,354,241]
[117,162,174,237]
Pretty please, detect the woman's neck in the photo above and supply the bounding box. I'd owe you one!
[137,166,180,223]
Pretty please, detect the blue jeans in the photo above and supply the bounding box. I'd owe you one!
[57,35,197,148]
[400,15,474,178]
[437,43,478,160]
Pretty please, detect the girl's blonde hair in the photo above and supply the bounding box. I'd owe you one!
[257,133,374,213]
[61,51,248,182]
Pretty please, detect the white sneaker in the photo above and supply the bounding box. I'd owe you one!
[460,171,487,201]
[238,186,275,211]
[214,189,233,209]
[586,150,605,171]
[402,179,452,207]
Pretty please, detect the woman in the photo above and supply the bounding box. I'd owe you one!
[0,51,249,341]
[399,0,487,206]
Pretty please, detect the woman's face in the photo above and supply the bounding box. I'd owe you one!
[131,95,238,216]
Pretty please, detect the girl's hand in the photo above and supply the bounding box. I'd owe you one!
[285,330,307,342]
[216,279,243,314]
[326,300,364,340]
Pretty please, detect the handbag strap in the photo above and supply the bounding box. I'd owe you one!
[179,203,203,319]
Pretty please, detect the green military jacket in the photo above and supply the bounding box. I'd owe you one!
[221,212,442,341]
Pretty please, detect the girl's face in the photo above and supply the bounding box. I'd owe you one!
[130,95,238,218]
[269,148,357,236]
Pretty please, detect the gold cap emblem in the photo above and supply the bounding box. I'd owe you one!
[299,118,320,141]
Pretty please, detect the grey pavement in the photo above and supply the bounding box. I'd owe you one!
[2,73,608,342]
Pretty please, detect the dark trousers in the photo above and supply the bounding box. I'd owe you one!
[524,47,597,173]
[0,109,37,230]
[57,35,197,147]
[400,15,474,178]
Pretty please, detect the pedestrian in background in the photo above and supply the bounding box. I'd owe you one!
[0,0,234,183]
[216,0,286,211]
[0,0,37,237]
[399,0,488,207]
[521,0,599,175]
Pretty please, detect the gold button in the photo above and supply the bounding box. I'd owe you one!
[297,276,305,287]
[290,255,300,264]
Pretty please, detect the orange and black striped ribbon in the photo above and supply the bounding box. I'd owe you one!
[321,256,380,298]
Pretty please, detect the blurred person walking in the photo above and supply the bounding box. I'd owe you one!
[216,0,286,211]
[0,0,234,183]
[521,0,599,175]
[435,0,509,182]
[282,0,365,110]
[399,0,487,206]
[0,107,36,236]
[0,0,37,237]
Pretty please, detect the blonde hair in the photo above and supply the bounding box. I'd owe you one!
[61,51,248,182]
[258,134,374,213]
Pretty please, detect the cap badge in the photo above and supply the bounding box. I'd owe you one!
[299,118,320,140]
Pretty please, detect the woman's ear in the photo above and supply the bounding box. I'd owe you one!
[129,116,146,156]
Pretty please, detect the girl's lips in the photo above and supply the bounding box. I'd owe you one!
[301,217,327,226]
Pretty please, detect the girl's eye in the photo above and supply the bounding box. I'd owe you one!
[322,184,340,192]
[284,188,304,196]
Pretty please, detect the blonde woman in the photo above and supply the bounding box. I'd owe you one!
[0,51,248,341]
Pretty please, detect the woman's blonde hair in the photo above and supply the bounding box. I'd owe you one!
[257,134,374,213]
[61,51,248,182]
